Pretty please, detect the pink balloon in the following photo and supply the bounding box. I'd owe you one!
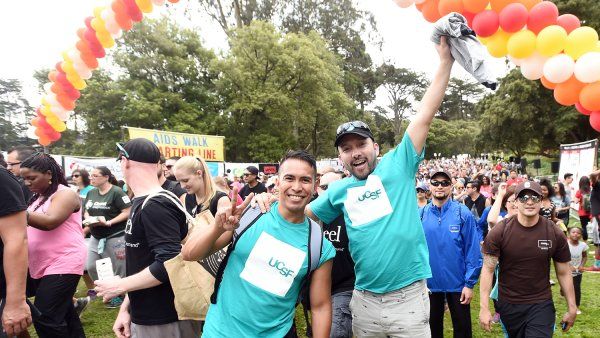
[473,10,500,38]
[499,3,528,33]
[590,111,600,132]
[576,102,592,115]
[527,1,559,34]
[557,14,581,34]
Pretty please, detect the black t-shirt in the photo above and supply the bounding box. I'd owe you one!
[591,181,600,216]
[125,194,188,325]
[239,182,267,199]
[0,167,27,297]
[323,215,355,294]
[465,194,487,221]
[161,180,186,197]
[84,186,132,239]
[184,191,228,217]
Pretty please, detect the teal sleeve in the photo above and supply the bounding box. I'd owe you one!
[309,192,341,225]
[387,133,425,177]
[318,238,336,268]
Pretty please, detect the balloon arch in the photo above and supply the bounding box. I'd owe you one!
[29,0,600,146]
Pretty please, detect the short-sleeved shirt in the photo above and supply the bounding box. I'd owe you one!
[0,167,27,297]
[568,241,589,276]
[239,182,267,200]
[84,185,131,239]
[575,190,591,217]
[310,133,430,293]
[203,205,335,337]
[483,216,570,304]
[323,215,355,294]
[125,194,187,325]
[539,201,556,220]
[161,180,186,197]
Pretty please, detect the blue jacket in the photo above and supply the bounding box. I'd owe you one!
[420,200,482,292]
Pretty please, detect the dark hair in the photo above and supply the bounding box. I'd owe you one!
[579,176,591,194]
[501,185,516,212]
[168,156,181,161]
[8,145,36,161]
[95,166,119,185]
[564,173,573,180]
[467,180,480,192]
[21,152,68,210]
[481,176,491,186]
[159,156,166,164]
[0,153,6,168]
[538,178,555,198]
[567,227,582,235]
[555,182,566,199]
[72,168,91,186]
[279,150,317,178]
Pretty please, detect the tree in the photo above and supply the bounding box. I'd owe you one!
[0,79,32,150]
[375,63,428,141]
[438,78,485,121]
[475,69,595,157]
[213,21,353,161]
[555,0,600,31]
[426,119,479,157]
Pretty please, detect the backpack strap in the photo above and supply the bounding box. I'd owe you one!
[142,190,195,224]
[307,219,323,275]
[211,205,265,304]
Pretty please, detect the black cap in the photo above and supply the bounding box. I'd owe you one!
[334,121,375,147]
[118,138,161,164]
[246,166,259,175]
[514,181,542,197]
[431,169,452,181]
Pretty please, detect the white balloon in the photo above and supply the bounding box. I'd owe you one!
[508,55,524,67]
[520,53,548,80]
[45,94,60,108]
[394,0,414,8]
[72,62,93,79]
[53,109,70,121]
[26,126,38,140]
[102,9,121,36]
[152,0,166,6]
[574,52,600,83]
[543,54,575,84]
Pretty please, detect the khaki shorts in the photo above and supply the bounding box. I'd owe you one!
[131,320,202,338]
[349,280,431,338]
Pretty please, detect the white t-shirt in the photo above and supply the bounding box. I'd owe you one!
[569,241,589,276]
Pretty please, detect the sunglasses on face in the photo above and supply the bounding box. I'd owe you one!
[116,143,130,162]
[336,121,371,135]
[166,165,173,169]
[518,194,541,203]
[430,180,451,187]
[243,173,253,177]
[72,174,81,178]
[416,188,426,193]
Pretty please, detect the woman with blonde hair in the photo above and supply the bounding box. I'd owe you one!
[173,157,231,219]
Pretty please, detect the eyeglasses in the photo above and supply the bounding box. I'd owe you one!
[518,194,541,203]
[243,173,252,177]
[319,184,329,191]
[72,174,81,178]
[430,180,451,187]
[336,121,371,135]
[416,188,426,193]
[116,143,130,162]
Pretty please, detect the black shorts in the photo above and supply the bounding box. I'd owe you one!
[497,299,555,338]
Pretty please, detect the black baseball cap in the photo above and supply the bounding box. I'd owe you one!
[431,169,452,181]
[246,166,259,175]
[334,121,375,147]
[117,138,161,164]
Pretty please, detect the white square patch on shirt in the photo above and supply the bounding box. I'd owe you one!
[240,232,306,297]
[344,175,393,227]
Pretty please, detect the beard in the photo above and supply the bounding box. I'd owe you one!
[343,156,377,180]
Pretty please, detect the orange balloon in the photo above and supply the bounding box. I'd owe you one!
[463,0,489,14]
[51,82,66,96]
[422,0,442,23]
[112,0,133,31]
[56,95,76,111]
[580,82,600,111]
[439,0,464,16]
[38,136,52,146]
[490,0,514,13]
[519,0,542,11]
[554,76,585,106]
[540,76,556,90]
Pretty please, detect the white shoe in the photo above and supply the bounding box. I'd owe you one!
[577,309,582,315]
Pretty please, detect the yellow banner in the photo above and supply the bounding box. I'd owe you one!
[126,127,225,161]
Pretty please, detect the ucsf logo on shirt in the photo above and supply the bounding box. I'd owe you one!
[344,175,392,227]
[240,232,306,297]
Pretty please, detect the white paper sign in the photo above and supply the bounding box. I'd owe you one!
[96,258,115,280]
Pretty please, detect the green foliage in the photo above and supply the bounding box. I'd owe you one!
[427,119,479,157]
[439,78,485,121]
[214,21,353,161]
[0,78,32,150]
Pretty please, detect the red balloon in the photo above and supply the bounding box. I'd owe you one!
[31,117,41,127]
[499,3,528,33]
[37,116,52,131]
[557,14,581,34]
[84,28,106,58]
[590,111,600,132]
[473,10,499,37]
[47,130,62,142]
[56,71,78,93]
[463,11,476,28]
[576,102,592,115]
[527,1,559,34]
[123,0,143,22]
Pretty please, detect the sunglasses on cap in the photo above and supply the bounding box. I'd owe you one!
[430,180,451,187]
[518,194,541,203]
[336,121,371,135]
[116,143,130,162]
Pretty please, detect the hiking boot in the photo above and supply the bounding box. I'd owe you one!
[74,297,90,318]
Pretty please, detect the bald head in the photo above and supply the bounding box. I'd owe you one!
[318,172,343,195]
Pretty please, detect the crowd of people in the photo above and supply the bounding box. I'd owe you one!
[0,36,596,338]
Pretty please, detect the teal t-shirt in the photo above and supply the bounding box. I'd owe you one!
[203,204,336,338]
[310,133,431,293]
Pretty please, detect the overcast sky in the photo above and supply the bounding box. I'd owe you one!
[0,0,510,110]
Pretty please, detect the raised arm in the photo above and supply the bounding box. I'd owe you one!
[487,183,507,228]
[405,36,454,154]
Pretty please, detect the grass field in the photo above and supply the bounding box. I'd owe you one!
[28,217,600,337]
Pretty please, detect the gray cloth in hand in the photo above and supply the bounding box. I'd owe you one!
[431,12,497,90]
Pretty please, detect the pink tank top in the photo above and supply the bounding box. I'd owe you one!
[27,185,87,279]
